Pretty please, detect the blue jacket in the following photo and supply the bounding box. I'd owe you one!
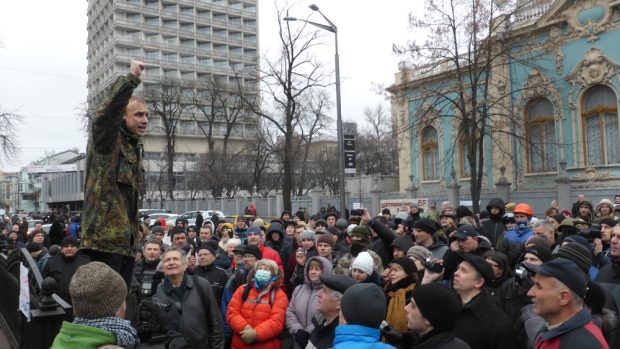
[503,227,533,247]
[331,324,396,349]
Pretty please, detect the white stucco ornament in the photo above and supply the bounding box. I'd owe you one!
[564,0,613,42]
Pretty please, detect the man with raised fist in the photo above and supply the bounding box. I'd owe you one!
[81,60,148,288]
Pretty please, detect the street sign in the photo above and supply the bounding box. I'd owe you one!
[344,139,355,151]
[343,133,356,175]
[27,164,77,173]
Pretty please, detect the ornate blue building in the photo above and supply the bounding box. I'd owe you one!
[388,0,620,210]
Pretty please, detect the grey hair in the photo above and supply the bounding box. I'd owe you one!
[328,289,343,303]
[533,220,554,233]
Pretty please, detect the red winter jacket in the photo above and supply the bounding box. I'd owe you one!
[259,244,284,270]
[227,280,288,349]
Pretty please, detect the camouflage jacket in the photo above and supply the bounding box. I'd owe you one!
[81,74,144,257]
[333,249,384,276]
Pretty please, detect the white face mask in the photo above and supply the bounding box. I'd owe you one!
[255,269,272,283]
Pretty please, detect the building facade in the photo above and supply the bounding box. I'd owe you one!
[86,0,260,199]
[389,0,620,209]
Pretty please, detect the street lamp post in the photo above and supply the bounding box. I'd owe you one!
[284,4,346,216]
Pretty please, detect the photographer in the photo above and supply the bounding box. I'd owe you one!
[140,247,224,348]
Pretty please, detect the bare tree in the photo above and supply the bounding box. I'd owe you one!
[356,104,398,176]
[0,106,22,165]
[245,3,333,211]
[293,89,333,195]
[391,0,552,213]
[146,79,187,200]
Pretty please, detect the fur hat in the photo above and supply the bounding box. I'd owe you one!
[70,262,127,319]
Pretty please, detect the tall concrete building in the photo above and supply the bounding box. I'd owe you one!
[86,0,260,199]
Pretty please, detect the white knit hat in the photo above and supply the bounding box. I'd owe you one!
[351,251,374,275]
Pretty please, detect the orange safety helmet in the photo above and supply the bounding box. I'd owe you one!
[513,203,533,217]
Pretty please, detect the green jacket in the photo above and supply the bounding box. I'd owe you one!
[52,321,116,349]
[81,74,144,257]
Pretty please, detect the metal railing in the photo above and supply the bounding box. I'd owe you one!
[0,248,72,349]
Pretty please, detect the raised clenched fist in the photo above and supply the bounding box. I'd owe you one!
[130,60,145,77]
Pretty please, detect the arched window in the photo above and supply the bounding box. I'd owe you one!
[525,97,556,172]
[421,126,439,180]
[582,85,620,165]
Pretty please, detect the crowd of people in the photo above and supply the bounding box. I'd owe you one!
[2,193,619,349]
[9,61,618,349]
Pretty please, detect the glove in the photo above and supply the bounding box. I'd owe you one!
[381,324,403,346]
[240,327,257,345]
[293,330,310,347]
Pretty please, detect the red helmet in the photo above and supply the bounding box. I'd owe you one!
[513,203,533,217]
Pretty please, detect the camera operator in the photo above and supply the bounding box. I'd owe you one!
[134,239,164,299]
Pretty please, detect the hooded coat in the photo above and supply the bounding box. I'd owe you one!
[481,198,506,247]
[227,261,289,349]
[286,256,333,337]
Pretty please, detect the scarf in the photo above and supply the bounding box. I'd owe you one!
[385,277,416,333]
[74,316,139,348]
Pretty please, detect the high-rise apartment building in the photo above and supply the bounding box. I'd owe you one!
[86,0,260,199]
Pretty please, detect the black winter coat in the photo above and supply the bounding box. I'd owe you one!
[454,291,519,349]
[154,275,225,349]
[194,263,230,305]
[411,331,471,349]
[42,253,90,305]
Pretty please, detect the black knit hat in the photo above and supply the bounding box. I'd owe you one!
[554,242,592,274]
[524,243,553,263]
[390,257,417,275]
[599,218,617,227]
[244,245,262,260]
[391,236,415,253]
[412,283,462,332]
[61,236,79,247]
[197,243,216,256]
[341,283,387,327]
[456,206,473,219]
[26,242,43,253]
[414,218,437,235]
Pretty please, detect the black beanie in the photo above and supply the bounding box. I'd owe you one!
[524,243,552,263]
[341,283,387,328]
[414,218,437,235]
[412,283,462,332]
[390,257,417,275]
[61,236,79,247]
[391,236,415,253]
[456,206,473,219]
[555,242,592,274]
[244,245,263,260]
[26,242,43,253]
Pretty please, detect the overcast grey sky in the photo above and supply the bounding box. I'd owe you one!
[0,0,420,172]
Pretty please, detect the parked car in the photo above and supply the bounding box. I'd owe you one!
[177,210,226,226]
[139,208,169,216]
